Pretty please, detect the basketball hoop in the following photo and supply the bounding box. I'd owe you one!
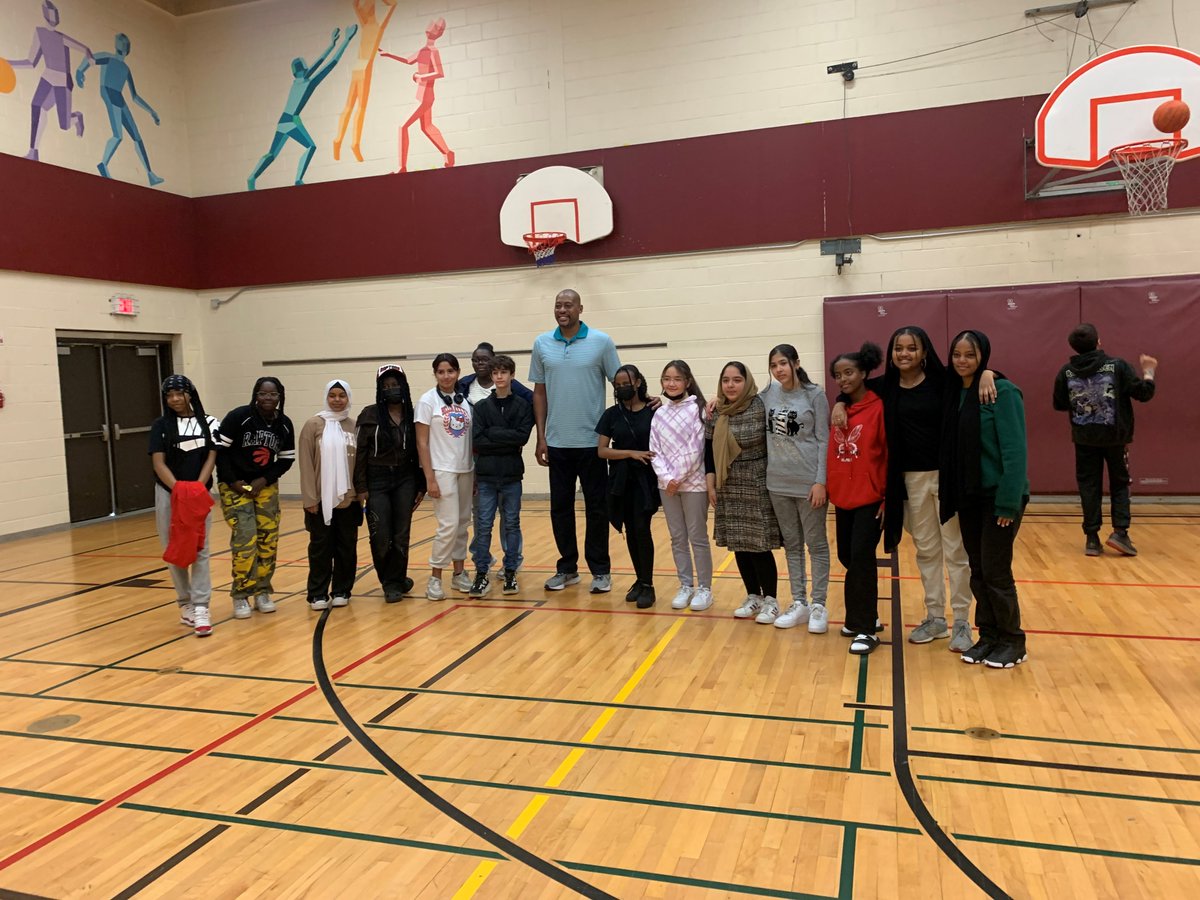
[523,231,566,267]
[1110,138,1188,216]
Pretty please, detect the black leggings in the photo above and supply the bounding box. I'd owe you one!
[735,550,777,598]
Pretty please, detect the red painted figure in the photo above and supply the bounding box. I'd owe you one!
[379,17,453,172]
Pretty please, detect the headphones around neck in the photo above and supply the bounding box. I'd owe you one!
[440,391,464,406]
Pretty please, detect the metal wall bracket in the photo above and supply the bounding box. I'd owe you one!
[821,238,862,274]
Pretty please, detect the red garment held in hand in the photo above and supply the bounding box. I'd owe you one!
[163,481,213,568]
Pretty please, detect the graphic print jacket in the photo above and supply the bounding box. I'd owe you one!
[215,405,296,486]
[1052,349,1155,447]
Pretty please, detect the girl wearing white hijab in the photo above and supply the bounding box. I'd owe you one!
[299,380,361,610]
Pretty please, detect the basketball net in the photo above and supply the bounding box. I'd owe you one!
[523,231,566,267]
[1109,139,1188,216]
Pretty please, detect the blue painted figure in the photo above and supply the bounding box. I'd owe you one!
[5,0,93,161]
[248,25,358,191]
[76,34,163,186]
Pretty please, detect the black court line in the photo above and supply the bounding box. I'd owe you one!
[909,749,1200,783]
[0,888,58,899]
[0,565,171,620]
[0,528,160,576]
[844,702,893,711]
[312,606,617,899]
[886,550,1012,900]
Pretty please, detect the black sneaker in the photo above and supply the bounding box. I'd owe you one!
[983,644,1028,669]
[469,571,490,598]
[1084,534,1102,556]
[625,582,641,603]
[635,584,656,609]
[502,570,518,594]
[840,618,883,637]
[401,577,415,595]
[961,638,997,664]
[1105,530,1138,556]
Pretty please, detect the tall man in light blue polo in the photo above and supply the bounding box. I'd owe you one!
[530,289,621,593]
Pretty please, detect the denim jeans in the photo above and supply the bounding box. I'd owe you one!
[470,480,524,573]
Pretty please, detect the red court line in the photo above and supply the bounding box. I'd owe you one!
[0,605,460,873]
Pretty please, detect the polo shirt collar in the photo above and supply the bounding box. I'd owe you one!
[552,321,589,344]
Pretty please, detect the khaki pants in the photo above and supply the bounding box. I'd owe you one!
[430,470,472,568]
[903,470,971,622]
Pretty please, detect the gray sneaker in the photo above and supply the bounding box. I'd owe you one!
[254,593,276,614]
[589,574,612,594]
[544,571,581,591]
[908,616,949,644]
[949,620,973,653]
[232,597,252,619]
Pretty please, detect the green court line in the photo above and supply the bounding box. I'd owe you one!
[849,653,871,774]
[912,725,1200,757]
[558,860,834,900]
[0,689,257,719]
[419,774,920,836]
[0,728,185,755]
[0,784,101,806]
[952,831,1200,867]
[837,826,857,900]
[919,774,1200,808]
[329,718,893,777]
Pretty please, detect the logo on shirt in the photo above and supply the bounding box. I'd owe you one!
[252,447,273,467]
[834,425,862,463]
[768,407,801,437]
[1066,366,1117,427]
[441,403,469,439]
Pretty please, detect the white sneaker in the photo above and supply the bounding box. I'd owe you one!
[254,593,276,613]
[773,602,810,629]
[192,605,212,637]
[670,586,694,609]
[808,603,829,634]
[179,603,195,628]
[733,594,764,619]
[426,576,445,601]
[331,595,349,607]
[754,596,781,624]
[690,587,713,611]
[451,571,473,593]
[232,597,252,619]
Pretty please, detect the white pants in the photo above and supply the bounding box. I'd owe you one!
[430,470,472,568]
[903,470,971,621]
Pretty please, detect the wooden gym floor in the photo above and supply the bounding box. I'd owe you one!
[0,499,1198,899]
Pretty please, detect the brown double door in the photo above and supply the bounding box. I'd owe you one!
[57,338,172,522]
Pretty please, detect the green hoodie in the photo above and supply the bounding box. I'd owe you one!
[978,380,1029,519]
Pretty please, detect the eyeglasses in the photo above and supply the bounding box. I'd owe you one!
[256,391,280,399]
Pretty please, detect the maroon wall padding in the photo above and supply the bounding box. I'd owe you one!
[1081,277,1198,493]
[945,285,1082,493]
[820,292,947,402]
[0,155,197,289]
[9,92,1200,289]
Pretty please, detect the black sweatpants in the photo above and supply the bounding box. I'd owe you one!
[620,493,656,586]
[365,465,419,600]
[305,504,362,601]
[548,446,610,576]
[1075,443,1131,535]
[958,495,1027,652]
[734,551,777,599]
[835,503,883,636]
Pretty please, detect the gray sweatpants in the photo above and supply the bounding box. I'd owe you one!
[659,489,712,589]
[770,492,830,605]
[154,484,213,608]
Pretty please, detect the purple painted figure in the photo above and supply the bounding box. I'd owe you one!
[5,1,93,162]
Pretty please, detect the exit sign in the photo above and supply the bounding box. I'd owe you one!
[110,295,139,317]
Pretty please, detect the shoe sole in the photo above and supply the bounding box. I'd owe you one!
[233,610,252,620]
[961,654,988,664]
[808,623,828,634]
[690,602,713,611]
[544,576,581,591]
[503,586,519,594]
[984,654,1027,668]
[732,610,759,619]
[908,632,949,644]
[331,599,349,607]
[590,584,612,594]
[773,619,800,629]
[194,628,212,637]
[426,594,445,601]
[1105,539,1137,556]
[309,603,330,611]
[849,642,878,655]
[255,607,276,614]
[1084,548,1101,557]
[754,615,778,624]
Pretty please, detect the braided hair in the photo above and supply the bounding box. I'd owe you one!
[373,365,414,454]
[159,374,214,471]
[250,376,286,418]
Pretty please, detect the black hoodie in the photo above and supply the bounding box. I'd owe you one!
[1052,349,1155,447]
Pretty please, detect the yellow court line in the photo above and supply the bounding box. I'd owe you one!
[715,551,736,574]
[451,617,686,899]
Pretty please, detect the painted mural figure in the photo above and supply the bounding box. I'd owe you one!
[380,17,454,173]
[333,0,398,163]
[248,25,358,191]
[5,0,93,162]
[76,34,164,186]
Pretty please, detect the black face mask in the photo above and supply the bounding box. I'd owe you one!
[614,385,636,402]
[382,387,405,405]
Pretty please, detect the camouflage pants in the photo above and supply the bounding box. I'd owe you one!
[219,483,281,599]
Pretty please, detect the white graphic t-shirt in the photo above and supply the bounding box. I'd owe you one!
[416,387,474,473]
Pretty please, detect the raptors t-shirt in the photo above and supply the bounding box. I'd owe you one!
[416,387,474,473]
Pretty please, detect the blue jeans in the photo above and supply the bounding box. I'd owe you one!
[470,480,523,573]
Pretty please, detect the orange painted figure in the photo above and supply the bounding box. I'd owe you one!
[332,0,397,162]
[379,17,454,172]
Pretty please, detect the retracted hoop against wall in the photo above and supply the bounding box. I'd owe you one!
[1029,45,1200,204]
[499,166,614,263]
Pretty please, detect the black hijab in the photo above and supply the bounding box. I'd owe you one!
[939,330,991,524]
[878,326,946,552]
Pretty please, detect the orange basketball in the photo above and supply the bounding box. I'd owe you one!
[0,58,16,95]
[1153,99,1191,134]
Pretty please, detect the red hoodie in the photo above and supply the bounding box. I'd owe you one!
[826,390,887,509]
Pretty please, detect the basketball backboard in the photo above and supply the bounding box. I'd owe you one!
[1036,45,1200,170]
[499,165,614,247]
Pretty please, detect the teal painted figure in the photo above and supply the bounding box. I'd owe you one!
[76,33,163,186]
[248,25,358,191]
